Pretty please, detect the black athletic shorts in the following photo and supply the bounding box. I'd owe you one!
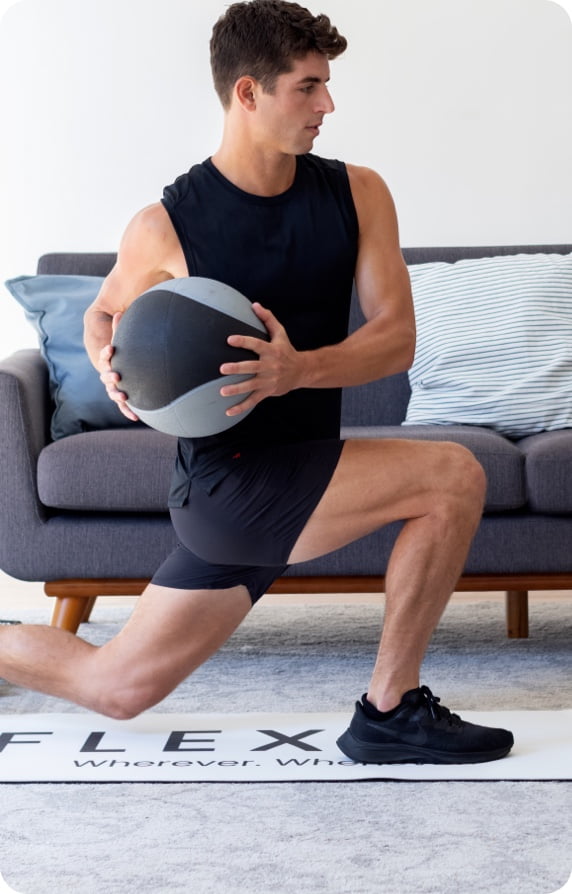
[151,439,344,604]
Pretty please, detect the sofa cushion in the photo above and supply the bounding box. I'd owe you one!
[405,253,572,437]
[517,430,572,514]
[41,424,526,513]
[37,429,177,511]
[6,274,138,440]
[341,424,525,511]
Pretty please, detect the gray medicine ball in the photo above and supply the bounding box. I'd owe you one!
[111,277,269,437]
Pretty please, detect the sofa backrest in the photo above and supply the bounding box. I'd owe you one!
[38,244,572,427]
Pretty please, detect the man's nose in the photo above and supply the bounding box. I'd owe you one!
[318,86,335,114]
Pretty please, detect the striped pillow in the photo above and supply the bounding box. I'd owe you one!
[404,253,572,437]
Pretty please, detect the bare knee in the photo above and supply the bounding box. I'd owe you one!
[92,685,168,721]
[432,442,486,517]
[86,664,175,720]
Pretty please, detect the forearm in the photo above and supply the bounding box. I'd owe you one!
[222,301,415,419]
[299,314,415,389]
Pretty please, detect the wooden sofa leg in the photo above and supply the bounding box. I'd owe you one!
[45,579,148,633]
[50,596,91,634]
[81,597,97,624]
[506,590,529,638]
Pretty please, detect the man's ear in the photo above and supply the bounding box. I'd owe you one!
[234,75,258,110]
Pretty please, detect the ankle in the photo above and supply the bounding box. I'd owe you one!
[367,681,419,713]
[366,691,401,713]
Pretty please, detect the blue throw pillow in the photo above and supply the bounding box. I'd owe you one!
[6,274,136,440]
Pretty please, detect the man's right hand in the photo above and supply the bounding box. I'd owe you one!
[97,312,140,421]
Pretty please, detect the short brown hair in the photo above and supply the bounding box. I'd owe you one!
[210,0,347,108]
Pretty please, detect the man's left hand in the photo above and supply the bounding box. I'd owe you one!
[219,303,305,416]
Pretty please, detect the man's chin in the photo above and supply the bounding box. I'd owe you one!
[295,136,317,154]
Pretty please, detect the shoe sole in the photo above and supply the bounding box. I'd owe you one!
[336,729,513,765]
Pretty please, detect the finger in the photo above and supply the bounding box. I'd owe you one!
[107,385,130,403]
[100,370,121,385]
[106,385,139,421]
[111,311,123,336]
[119,404,140,422]
[251,302,282,335]
[226,333,268,352]
[224,393,260,417]
[98,345,114,372]
[220,376,258,398]
[219,360,259,376]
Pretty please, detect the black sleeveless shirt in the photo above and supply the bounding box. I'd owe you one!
[161,154,359,503]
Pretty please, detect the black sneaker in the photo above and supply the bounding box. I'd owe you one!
[337,686,514,764]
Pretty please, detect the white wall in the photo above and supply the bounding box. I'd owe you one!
[1,0,571,357]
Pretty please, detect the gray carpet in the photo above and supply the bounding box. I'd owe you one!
[0,597,571,893]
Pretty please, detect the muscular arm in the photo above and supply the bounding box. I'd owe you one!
[221,166,415,414]
[84,202,185,367]
[84,202,187,416]
[299,164,415,387]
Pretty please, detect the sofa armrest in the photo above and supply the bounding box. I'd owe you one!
[0,349,51,453]
[0,350,51,574]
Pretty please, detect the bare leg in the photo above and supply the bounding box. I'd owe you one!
[289,438,486,711]
[0,584,252,718]
[367,496,481,709]
[1,438,483,719]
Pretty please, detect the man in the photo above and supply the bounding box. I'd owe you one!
[0,0,513,764]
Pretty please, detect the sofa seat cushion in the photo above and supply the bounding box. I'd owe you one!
[39,424,528,514]
[341,424,525,511]
[38,429,177,511]
[517,430,572,514]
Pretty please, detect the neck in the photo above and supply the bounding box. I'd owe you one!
[211,141,298,198]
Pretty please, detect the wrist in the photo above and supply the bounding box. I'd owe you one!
[297,348,325,389]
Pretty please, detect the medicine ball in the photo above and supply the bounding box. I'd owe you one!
[111,277,269,437]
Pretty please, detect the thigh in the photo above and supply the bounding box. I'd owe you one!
[95,582,252,710]
[152,542,287,605]
[288,437,476,564]
[170,439,343,566]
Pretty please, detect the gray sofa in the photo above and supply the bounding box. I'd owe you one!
[1,245,571,637]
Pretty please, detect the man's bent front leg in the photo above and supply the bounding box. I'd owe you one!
[0,584,252,718]
[367,451,486,711]
[289,438,487,713]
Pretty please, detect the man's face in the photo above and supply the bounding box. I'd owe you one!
[253,51,335,155]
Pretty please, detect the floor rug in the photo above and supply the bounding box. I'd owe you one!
[0,600,571,894]
[0,709,570,782]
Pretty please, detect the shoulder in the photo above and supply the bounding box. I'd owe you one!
[345,164,399,232]
[119,203,185,274]
[88,195,190,319]
[124,202,175,245]
[346,164,395,206]
[98,203,186,310]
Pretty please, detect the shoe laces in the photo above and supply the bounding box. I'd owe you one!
[418,685,462,727]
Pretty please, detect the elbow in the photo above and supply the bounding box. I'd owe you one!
[399,326,416,373]
[406,330,416,370]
